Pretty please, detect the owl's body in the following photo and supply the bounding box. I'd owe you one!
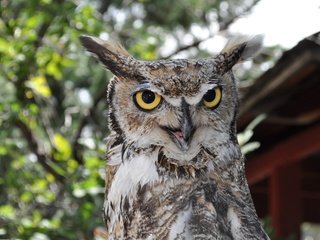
[81,36,269,239]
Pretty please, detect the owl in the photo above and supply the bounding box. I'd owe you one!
[80,35,269,240]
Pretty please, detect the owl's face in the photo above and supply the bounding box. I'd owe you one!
[109,59,238,161]
[81,36,262,162]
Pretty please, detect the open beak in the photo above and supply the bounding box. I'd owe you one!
[162,99,194,151]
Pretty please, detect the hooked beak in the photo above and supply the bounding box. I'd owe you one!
[161,99,194,151]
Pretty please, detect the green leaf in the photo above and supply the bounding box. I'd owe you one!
[46,52,63,80]
[80,202,93,220]
[53,133,72,160]
[25,16,39,29]
[0,205,16,219]
[67,159,79,173]
[26,75,52,97]
[0,38,10,54]
[84,156,103,169]
[21,191,33,203]
[0,146,8,155]
[46,161,66,176]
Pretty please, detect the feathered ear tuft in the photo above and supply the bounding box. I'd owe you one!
[217,35,263,74]
[80,35,138,79]
[80,36,131,58]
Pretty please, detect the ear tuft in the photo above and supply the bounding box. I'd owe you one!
[80,35,131,58]
[80,35,104,55]
[80,35,137,78]
[222,35,263,61]
[217,35,263,74]
[240,35,263,60]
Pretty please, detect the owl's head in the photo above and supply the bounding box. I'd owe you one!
[81,36,262,163]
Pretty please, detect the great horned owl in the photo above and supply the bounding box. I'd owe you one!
[80,35,269,240]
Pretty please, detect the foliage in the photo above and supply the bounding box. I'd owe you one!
[237,114,266,154]
[0,0,279,239]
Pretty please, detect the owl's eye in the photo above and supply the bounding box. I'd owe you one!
[134,90,162,111]
[203,87,222,109]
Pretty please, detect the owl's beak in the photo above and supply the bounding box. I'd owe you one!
[161,99,194,151]
[180,99,194,144]
[164,127,194,152]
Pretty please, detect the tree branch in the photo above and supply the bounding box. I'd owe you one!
[33,21,52,49]
[14,119,65,183]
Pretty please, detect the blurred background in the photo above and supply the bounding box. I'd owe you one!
[0,0,319,239]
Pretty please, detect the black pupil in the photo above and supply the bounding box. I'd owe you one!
[142,91,155,104]
[203,89,216,102]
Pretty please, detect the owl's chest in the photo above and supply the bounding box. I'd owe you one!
[130,180,236,239]
[106,177,266,240]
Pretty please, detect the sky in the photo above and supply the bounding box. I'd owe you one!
[165,0,320,58]
[229,0,320,48]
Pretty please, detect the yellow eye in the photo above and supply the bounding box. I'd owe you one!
[134,90,162,111]
[203,87,222,109]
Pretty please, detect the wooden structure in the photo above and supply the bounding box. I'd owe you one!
[239,32,320,239]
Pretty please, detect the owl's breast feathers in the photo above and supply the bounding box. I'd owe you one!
[104,142,269,240]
